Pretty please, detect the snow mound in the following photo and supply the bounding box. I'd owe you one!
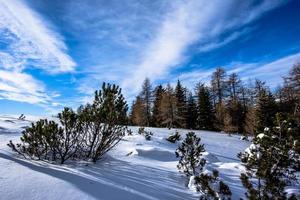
[0,116,31,134]
[135,148,178,162]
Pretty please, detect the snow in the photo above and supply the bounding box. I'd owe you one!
[244,143,262,160]
[249,143,257,151]
[0,115,296,199]
[256,133,266,139]
[188,176,196,192]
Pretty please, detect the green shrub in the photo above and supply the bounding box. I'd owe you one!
[8,82,128,164]
[166,131,181,143]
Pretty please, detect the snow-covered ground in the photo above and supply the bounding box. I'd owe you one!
[0,115,271,199]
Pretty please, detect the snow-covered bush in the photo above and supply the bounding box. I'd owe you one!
[166,131,181,143]
[126,129,133,136]
[176,132,232,199]
[176,132,206,176]
[137,127,153,140]
[144,130,153,141]
[144,132,152,140]
[239,114,300,199]
[138,127,145,135]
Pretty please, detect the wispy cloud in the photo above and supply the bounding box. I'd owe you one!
[121,0,205,92]
[120,0,286,94]
[65,0,287,101]
[0,69,64,115]
[0,0,76,73]
[177,52,300,89]
[0,70,50,104]
[197,28,253,53]
[240,52,300,87]
[0,0,76,111]
[62,0,168,97]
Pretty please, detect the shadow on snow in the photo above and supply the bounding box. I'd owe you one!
[0,152,196,200]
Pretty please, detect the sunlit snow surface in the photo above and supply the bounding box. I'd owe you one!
[0,115,296,200]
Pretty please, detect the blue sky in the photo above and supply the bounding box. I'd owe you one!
[0,0,300,115]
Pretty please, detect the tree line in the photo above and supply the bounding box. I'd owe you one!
[130,63,300,135]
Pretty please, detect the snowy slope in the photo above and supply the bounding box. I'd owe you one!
[0,116,252,200]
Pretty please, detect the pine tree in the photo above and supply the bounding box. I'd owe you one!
[140,78,153,127]
[115,88,129,125]
[159,84,179,128]
[130,96,147,126]
[242,79,266,136]
[244,106,255,135]
[211,67,227,105]
[239,115,300,199]
[175,80,187,128]
[211,67,227,130]
[219,180,232,199]
[254,79,267,100]
[223,73,246,134]
[240,85,250,112]
[224,98,244,133]
[8,108,83,164]
[77,82,128,162]
[194,170,232,200]
[213,103,226,131]
[186,92,197,129]
[228,73,241,99]
[195,172,219,199]
[176,132,232,199]
[175,132,206,176]
[285,63,300,96]
[276,84,297,116]
[284,63,300,122]
[152,85,164,127]
[57,107,81,164]
[254,89,277,133]
[8,119,63,161]
[195,83,215,130]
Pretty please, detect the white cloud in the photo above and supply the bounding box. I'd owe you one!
[198,28,252,53]
[121,0,286,95]
[0,70,51,104]
[0,0,76,110]
[0,0,76,73]
[177,52,300,89]
[0,52,24,71]
[70,0,286,101]
[240,53,300,87]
